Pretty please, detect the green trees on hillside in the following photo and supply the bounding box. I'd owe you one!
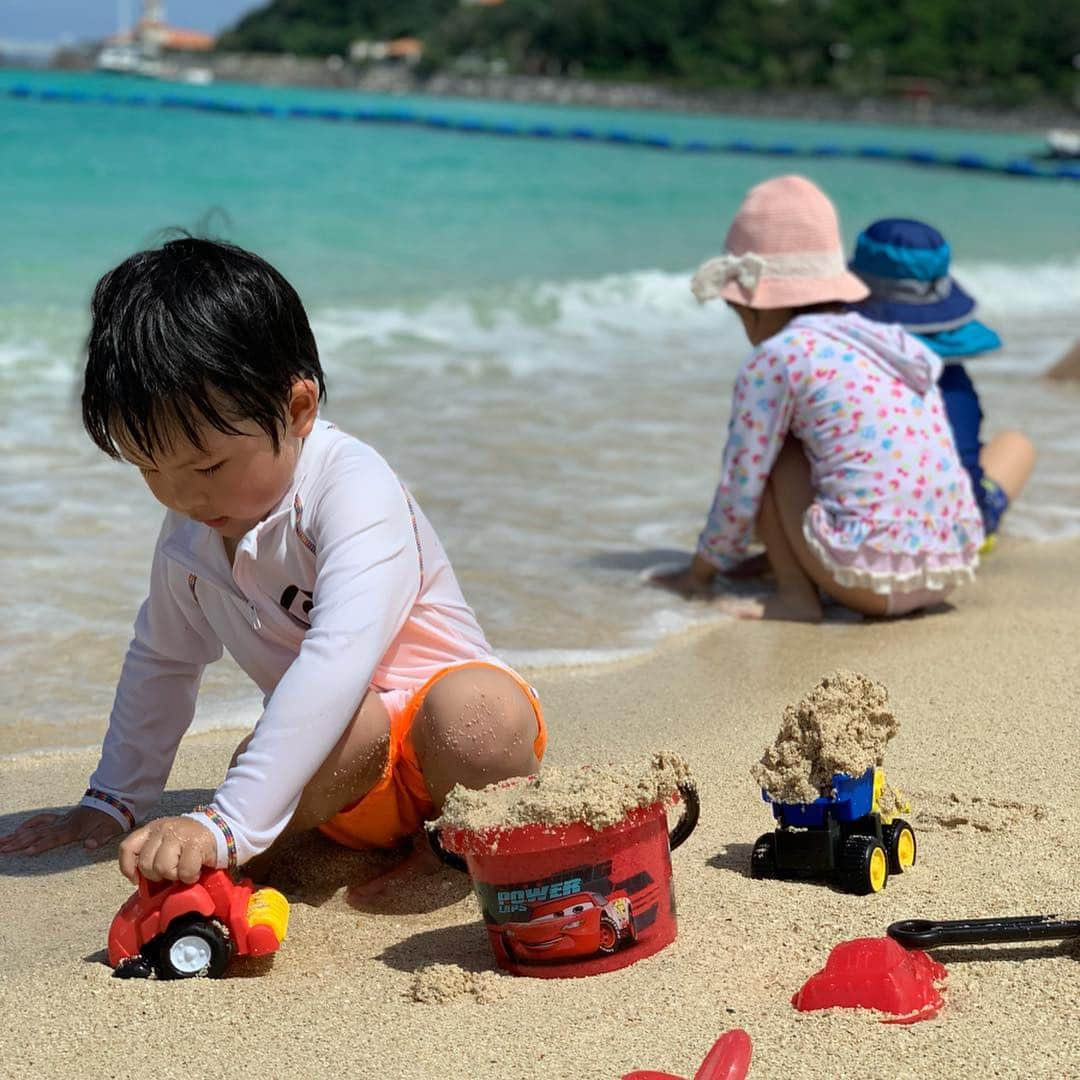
[218,0,459,56]
[218,0,1080,104]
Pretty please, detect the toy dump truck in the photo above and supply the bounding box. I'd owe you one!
[750,767,915,894]
[109,869,289,979]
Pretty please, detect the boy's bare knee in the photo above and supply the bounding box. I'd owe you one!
[413,667,539,792]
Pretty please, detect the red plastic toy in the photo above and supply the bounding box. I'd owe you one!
[108,868,290,979]
[431,780,699,978]
[498,890,636,963]
[792,937,946,1024]
[622,1029,753,1080]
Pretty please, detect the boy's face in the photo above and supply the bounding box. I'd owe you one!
[120,381,319,541]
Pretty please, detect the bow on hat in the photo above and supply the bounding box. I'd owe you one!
[691,252,767,302]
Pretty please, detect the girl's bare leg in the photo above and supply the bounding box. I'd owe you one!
[719,437,889,620]
[736,465,823,621]
[980,431,1036,503]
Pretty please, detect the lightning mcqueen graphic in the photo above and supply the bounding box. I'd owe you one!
[499,890,636,963]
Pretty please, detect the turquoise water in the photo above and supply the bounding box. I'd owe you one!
[2,69,1078,747]
[3,68,1077,308]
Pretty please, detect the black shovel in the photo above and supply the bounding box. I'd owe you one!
[888,915,1080,949]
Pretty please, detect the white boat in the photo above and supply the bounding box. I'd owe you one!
[95,42,164,78]
[95,1,215,84]
[1045,129,1080,160]
[180,67,214,86]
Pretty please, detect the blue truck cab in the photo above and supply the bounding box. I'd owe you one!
[751,767,916,894]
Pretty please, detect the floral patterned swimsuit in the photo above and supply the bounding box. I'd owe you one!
[697,312,984,600]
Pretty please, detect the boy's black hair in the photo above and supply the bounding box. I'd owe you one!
[82,237,325,461]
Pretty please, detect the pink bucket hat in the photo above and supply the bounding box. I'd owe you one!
[691,175,869,310]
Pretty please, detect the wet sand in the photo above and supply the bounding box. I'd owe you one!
[2,539,1078,1078]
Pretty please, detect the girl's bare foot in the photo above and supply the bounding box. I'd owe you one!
[716,592,823,622]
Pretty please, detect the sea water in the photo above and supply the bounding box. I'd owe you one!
[2,70,1078,749]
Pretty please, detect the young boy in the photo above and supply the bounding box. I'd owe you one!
[848,218,1035,549]
[0,238,545,884]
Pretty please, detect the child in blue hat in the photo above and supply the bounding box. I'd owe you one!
[849,219,1035,547]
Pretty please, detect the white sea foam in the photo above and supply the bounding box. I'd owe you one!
[953,256,1080,318]
[308,257,1080,378]
[3,258,1078,751]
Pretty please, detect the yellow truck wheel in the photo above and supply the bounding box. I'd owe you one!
[839,835,889,895]
[882,820,917,874]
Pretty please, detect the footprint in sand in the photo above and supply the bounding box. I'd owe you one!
[910,789,1048,834]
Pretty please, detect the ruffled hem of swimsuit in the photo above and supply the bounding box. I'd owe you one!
[803,504,982,596]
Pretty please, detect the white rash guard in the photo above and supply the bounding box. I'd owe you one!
[81,420,495,867]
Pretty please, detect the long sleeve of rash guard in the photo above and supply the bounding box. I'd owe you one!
[697,347,796,570]
[81,519,224,830]
[187,449,422,867]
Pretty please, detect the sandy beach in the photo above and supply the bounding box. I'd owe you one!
[2,537,1078,1079]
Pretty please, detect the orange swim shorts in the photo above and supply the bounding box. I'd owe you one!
[318,660,546,850]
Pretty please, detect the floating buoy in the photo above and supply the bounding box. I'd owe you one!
[6,84,1077,182]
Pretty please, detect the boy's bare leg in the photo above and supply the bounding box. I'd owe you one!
[239,665,538,887]
[235,689,392,878]
[718,437,888,620]
[346,664,539,899]
[409,664,540,807]
[981,430,1036,503]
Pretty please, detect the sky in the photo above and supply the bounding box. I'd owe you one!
[1,1,264,44]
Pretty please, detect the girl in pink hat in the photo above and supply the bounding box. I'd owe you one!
[654,175,984,620]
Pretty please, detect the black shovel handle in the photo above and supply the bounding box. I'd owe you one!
[888,915,1080,949]
[427,779,700,874]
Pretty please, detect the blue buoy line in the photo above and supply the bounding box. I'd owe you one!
[8,83,1080,183]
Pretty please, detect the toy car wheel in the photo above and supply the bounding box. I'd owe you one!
[882,819,917,874]
[750,833,778,879]
[838,835,889,895]
[597,917,620,954]
[153,915,232,979]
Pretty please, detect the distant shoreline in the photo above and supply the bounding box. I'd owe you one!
[46,51,1080,135]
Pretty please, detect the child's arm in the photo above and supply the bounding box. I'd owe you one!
[1,516,223,857]
[178,446,422,871]
[85,519,224,826]
[697,345,796,571]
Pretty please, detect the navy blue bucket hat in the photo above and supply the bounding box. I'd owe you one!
[849,219,1000,357]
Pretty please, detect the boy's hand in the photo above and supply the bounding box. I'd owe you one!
[0,806,123,856]
[119,817,217,885]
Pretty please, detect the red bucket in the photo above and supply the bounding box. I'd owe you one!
[429,781,699,978]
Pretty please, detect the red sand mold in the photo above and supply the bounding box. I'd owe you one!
[623,1028,753,1080]
[792,937,947,1024]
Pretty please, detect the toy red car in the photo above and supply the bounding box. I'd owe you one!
[499,890,635,963]
[108,869,289,979]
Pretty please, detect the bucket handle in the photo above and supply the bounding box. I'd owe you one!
[427,779,700,872]
[426,826,468,873]
[669,780,700,852]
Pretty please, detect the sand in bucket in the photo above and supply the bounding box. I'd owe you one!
[429,751,698,978]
